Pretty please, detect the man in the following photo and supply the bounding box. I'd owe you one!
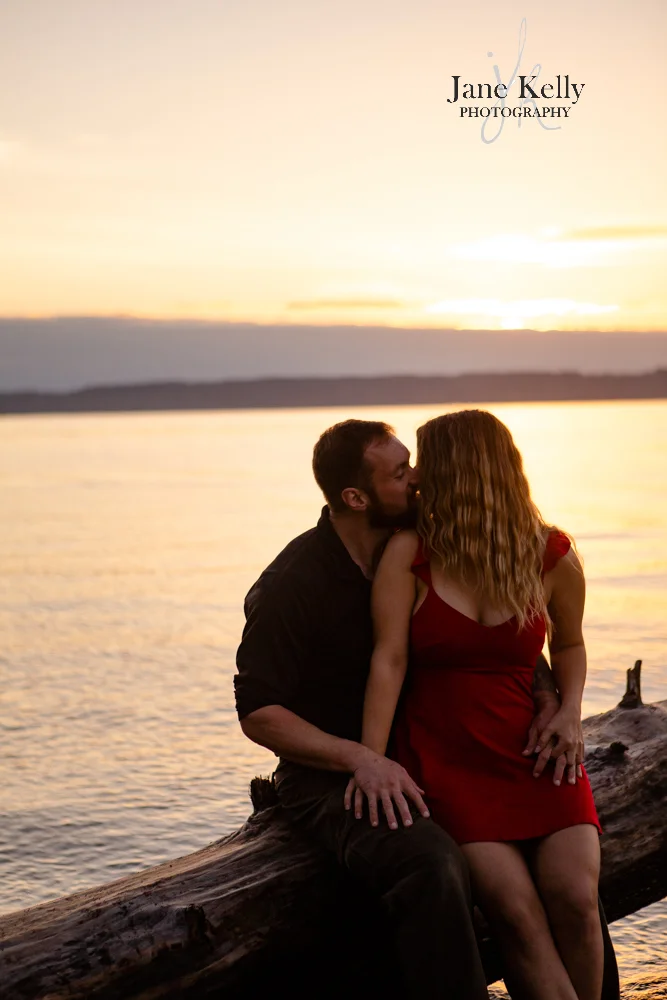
[234,419,619,999]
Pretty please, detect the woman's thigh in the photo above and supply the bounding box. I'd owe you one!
[529,824,601,911]
[461,841,549,929]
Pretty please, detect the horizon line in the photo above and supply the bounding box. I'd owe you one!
[3,368,667,400]
[1,314,667,336]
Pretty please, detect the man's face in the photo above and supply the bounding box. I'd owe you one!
[363,436,419,529]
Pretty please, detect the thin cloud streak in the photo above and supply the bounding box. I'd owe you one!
[561,226,667,241]
[449,230,667,268]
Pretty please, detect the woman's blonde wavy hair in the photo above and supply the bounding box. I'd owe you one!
[416,409,567,633]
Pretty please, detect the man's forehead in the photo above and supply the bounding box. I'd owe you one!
[364,435,410,468]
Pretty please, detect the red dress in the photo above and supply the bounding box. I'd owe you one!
[390,530,601,845]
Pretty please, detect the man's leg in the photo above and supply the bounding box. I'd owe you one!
[276,767,489,1000]
[598,896,620,1000]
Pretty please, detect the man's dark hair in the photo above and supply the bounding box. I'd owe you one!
[312,419,394,513]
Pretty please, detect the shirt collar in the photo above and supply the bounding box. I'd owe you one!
[316,505,371,582]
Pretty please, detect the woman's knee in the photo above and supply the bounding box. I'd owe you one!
[541,876,600,927]
[483,885,545,941]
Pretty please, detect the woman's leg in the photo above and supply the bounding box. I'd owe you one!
[529,825,604,1000]
[462,842,578,1000]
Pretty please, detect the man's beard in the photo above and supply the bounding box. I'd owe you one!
[366,489,419,530]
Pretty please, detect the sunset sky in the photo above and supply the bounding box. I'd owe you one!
[1,0,666,333]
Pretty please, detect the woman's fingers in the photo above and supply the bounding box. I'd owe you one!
[380,791,398,831]
[345,764,429,829]
[404,783,430,818]
[552,737,578,759]
[553,753,567,786]
[523,719,540,756]
[393,789,414,827]
[532,743,553,777]
[566,749,578,785]
[343,776,356,810]
[534,722,556,755]
[552,748,578,786]
[344,778,365,820]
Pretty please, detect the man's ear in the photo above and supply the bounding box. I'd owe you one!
[340,487,370,512]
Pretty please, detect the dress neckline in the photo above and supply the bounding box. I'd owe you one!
[410,530,568,630]
[423,583,517,629]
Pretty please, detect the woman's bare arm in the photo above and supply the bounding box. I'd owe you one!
[546,547,587,709]
[361,530,420,756]
[533,547,587,784]
[344,530,424,829]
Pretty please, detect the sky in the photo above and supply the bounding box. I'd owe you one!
[1,0,666,345]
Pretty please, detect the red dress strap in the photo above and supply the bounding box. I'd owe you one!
[542,529,571,575]
[410,536,432,585]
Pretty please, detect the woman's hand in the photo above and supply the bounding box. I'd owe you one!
[532,706,584,785]
[523,693,584,782]
[343,753,429,830]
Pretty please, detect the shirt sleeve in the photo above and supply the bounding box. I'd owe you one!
[233,572,316,720]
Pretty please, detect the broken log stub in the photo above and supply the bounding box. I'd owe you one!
[1,667,666,999]
[619,660,643,709]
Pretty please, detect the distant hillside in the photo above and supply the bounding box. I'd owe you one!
[3,319,667,392]
[2,371,667,414]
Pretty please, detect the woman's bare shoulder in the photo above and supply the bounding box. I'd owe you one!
[546,544,585,611]
[380,529,421,569]
[552,544,584,579]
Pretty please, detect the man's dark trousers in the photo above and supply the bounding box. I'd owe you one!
[276,766,490,1000]
[276,766,620,1000]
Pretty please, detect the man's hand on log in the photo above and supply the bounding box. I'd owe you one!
[343,755,430,830]
[529,706,585,785]
[523,695,584,784]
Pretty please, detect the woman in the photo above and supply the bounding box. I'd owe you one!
[354,410,607,1000]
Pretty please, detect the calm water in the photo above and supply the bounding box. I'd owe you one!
[1,401,666,995]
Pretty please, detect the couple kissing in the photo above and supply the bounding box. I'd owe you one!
[234,411,619,1000]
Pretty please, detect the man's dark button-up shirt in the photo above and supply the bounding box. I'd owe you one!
[234,507,373,748]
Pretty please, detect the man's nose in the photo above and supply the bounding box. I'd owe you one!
[409,466,420,486]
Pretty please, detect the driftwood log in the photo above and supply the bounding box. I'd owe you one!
[1,662,666,999]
